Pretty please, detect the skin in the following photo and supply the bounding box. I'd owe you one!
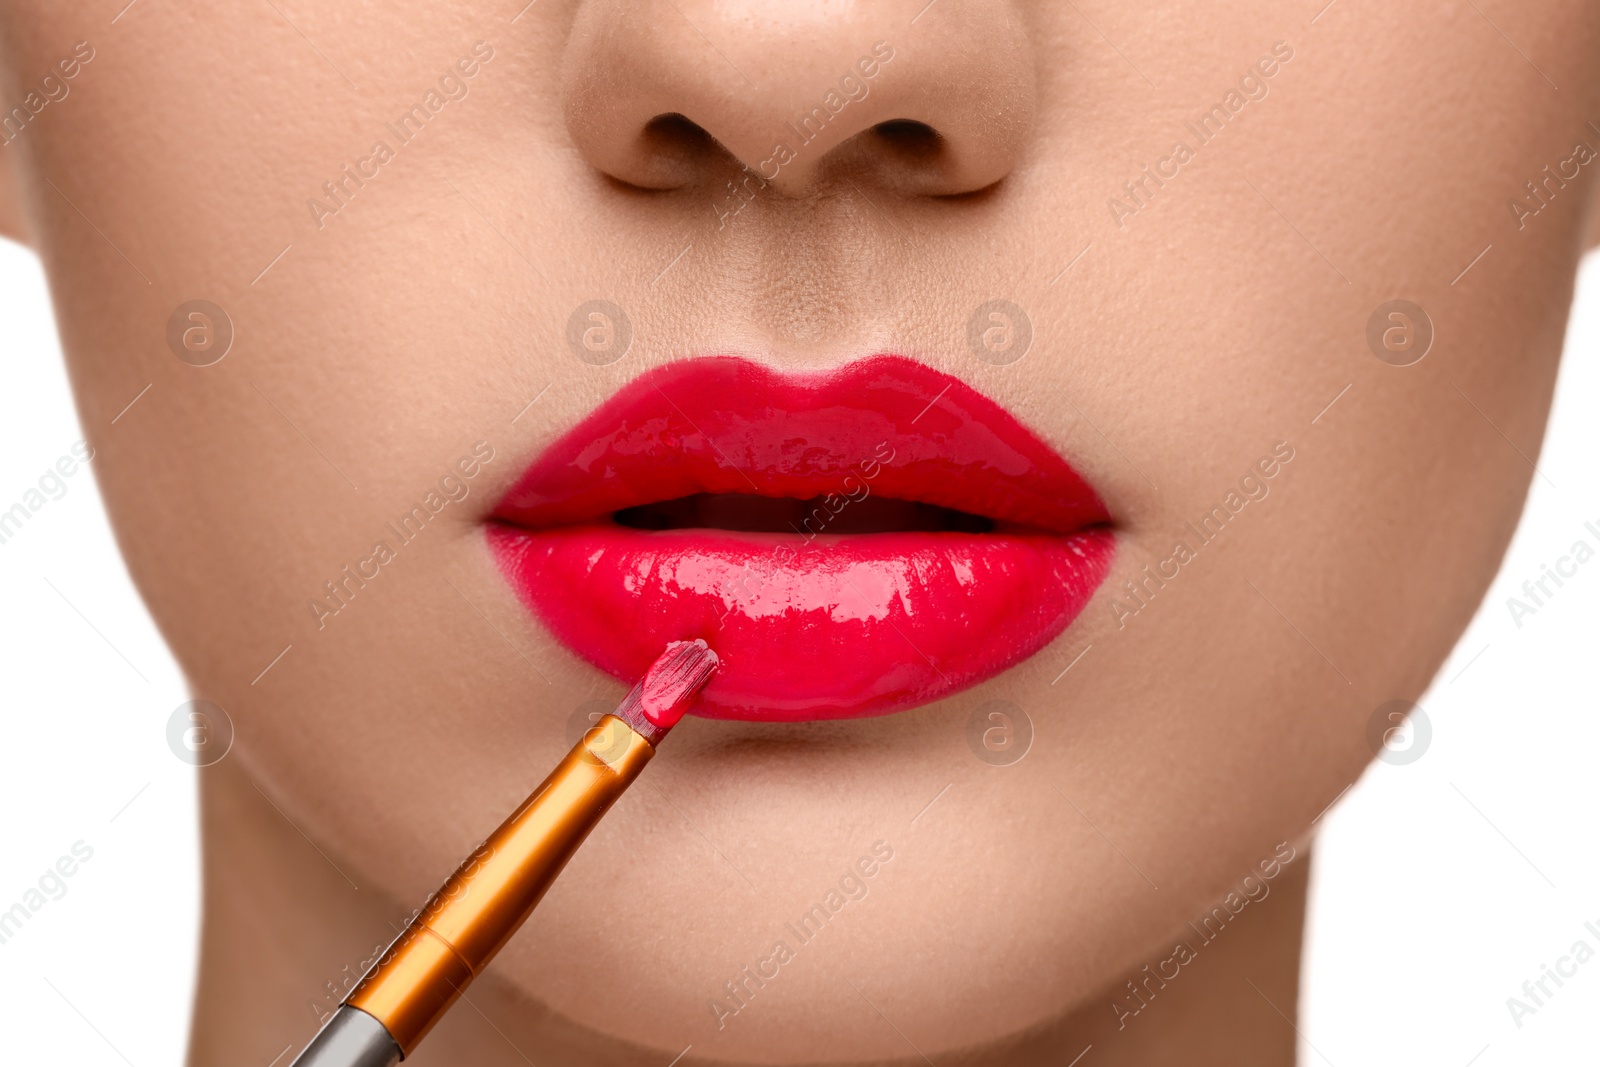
[2,1,1598,1063]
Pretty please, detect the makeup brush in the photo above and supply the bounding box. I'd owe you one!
[288,639,718,1067]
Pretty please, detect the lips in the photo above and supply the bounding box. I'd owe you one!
[488,356,1113,721]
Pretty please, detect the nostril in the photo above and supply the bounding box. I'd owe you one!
[626,113,723,190]
[642,113,715,152]
[871,119,943,163]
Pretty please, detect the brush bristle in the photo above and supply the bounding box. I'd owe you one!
[612,640,718,745]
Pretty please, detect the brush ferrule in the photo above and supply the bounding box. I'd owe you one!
[315,640,716,1065]
[345,715,654,1054]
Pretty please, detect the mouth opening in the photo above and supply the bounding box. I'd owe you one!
[612,492,997,535]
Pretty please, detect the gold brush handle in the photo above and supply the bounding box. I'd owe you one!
[346,715,654,1055]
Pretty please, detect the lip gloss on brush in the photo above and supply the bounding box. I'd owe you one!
[288,639,719,1067]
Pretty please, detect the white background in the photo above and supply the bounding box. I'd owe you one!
[0,236,1596,1065]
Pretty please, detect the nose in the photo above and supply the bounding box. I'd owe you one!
[559,1,1038,197]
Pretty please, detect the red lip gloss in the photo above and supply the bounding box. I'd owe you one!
[490,356,1113,720]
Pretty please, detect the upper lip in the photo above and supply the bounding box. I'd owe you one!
[492,356,1108,534]
[488,354,1114,721]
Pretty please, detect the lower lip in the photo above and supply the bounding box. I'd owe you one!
[488,523,1113,721]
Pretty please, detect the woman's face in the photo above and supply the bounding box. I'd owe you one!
[3,0,1596,1059]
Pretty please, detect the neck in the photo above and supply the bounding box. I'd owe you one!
[188,758,1307,1066]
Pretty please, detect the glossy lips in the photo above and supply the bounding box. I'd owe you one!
[488,356,1113,721]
